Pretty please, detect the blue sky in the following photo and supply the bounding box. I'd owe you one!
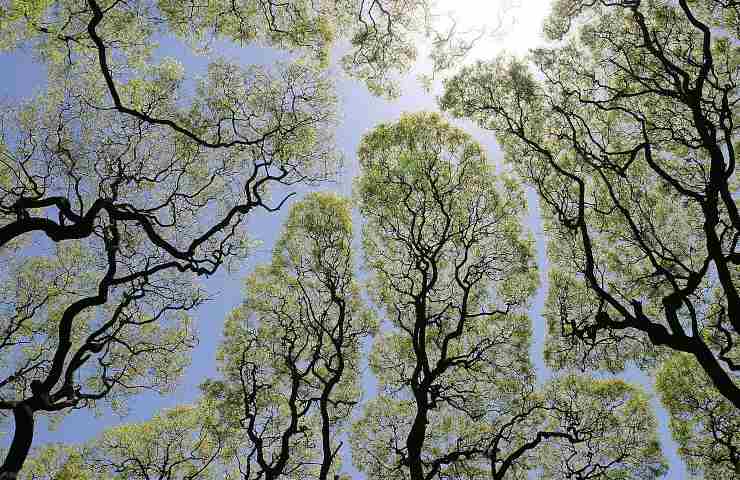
[0,3,690,477]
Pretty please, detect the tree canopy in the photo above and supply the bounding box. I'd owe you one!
[200,192,374,480]
[441,0,740,475]
[3,0,737,478]
[0,0,439,476]
[350,112,665,480]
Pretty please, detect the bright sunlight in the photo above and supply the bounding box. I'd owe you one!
[435,0,553,57]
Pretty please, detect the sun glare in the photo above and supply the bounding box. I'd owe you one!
[434,0,553,58]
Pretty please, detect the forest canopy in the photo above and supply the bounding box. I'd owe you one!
[0,0,738,479]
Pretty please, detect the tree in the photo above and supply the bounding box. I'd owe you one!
[657,353,740,478]
[200,192,374,480]
[535,375,664,480]
[441,0,740,414]
[350,112,665,479]
[84,402,226,480]
[14,443,89,480]
[0,228,200,478]
[15,402,225,480]
[0,0,441,476]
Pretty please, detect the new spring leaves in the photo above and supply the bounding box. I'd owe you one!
[1,0,739,479]
[9,113,664,480]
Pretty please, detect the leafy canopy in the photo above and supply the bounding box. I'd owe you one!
[441,0,740,474]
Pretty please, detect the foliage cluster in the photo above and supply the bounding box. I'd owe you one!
[0,0,738,479]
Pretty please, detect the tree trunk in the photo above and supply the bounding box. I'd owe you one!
[0,403,35,479]
[406,404,428,480]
